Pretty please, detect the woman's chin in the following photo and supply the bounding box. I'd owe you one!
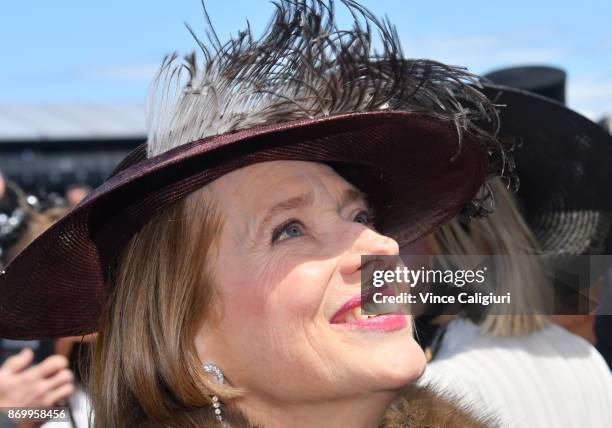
[372,339,427,388]
[335,327,427,390]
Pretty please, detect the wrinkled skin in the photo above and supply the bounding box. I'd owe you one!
[195,161,426,427]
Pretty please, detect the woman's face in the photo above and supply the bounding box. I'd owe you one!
[0,173,5,200]
[195,161,425,404]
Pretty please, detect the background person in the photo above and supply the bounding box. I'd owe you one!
[483,66,612,347]
[420,179,612,427]
[0,349,74,428]
[63,184,91,208]
[1,180,81,428]
[0,172,4,201]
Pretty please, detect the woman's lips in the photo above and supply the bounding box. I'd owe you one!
[330,290,407,332]
[332,312,407,331]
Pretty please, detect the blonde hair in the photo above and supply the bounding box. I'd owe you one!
[89,188,245,427]
[435,179,549,336]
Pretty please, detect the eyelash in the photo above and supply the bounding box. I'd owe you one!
[270,210,373,244]
[270,218,303,244]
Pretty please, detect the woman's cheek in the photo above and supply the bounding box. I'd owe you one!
[277,260,335,315]
[219,245,335,323]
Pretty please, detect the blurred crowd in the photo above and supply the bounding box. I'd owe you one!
[0,173,93,428]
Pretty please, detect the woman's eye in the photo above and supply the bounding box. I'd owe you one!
[271,220,304,243]
[354,210,371,225]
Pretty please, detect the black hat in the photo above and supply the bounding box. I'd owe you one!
[482,65,612,254]
[485,65,567,103]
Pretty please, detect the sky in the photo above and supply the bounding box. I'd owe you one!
[1,0,611,120]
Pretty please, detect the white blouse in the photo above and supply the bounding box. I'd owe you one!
[420,319,612,427]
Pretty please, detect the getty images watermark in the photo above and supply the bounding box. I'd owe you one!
[370,264,511,306]
[360,254,612,316]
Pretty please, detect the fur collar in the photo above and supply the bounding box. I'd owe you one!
[154,384,492,427]
[380,384,493,427]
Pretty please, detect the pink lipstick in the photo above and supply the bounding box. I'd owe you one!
[330,292,407,331]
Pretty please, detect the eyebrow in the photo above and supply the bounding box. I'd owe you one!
[257,191,315,238]
[340,188,368,210]
[256,187,368,238]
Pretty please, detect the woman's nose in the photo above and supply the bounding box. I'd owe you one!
[353,227,400,256]
[338,227,400,276]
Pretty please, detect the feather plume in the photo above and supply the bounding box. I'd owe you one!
[146,0,515,217]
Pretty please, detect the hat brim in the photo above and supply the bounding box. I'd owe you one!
[0,111,487,339]
[481,84,612,253]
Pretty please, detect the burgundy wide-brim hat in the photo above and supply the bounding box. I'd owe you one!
[0,111,488,339]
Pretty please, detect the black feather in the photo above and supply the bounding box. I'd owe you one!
[147,0,516,219]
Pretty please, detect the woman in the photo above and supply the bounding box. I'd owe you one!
[0,1,509,426]
[421,179,612,427]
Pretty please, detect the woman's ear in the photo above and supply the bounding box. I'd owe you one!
[193,321,217,366]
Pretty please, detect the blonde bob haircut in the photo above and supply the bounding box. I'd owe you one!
[89,187,247,427]
[434,178,550,336]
